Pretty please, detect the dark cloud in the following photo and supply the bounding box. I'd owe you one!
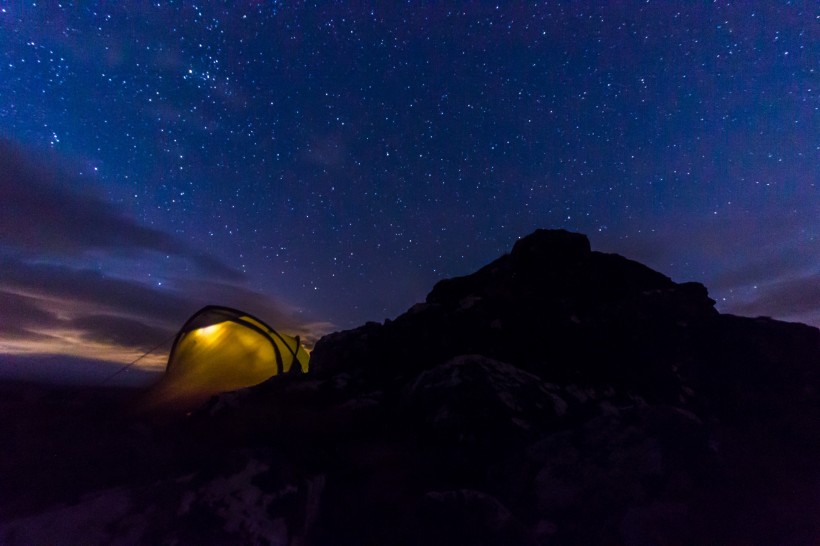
[71,315,175,352]
[0,257,193,327]
[708,250,816,293]
[592,206,820,329]
[0,291,61,337]
[0,254,324,340]
[0,253,329,363]
[0,139,241,281]
[0,139,176,254]
[0,141,330,368]
[597,207,816,280]
[728,273,820,324]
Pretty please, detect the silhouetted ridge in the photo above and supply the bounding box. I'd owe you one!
[311,229,720,404]
[4,229,819,546]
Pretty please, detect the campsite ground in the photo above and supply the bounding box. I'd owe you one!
[0,379,178,519]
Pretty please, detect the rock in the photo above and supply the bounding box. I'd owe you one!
[404,355,567,447]
[7,229,820,545]
[510,228,591,268]
[413,489,526,546]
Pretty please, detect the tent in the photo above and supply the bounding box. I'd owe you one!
[149,305,309,407]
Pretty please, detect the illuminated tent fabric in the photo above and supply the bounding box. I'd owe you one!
[150,305,309,406]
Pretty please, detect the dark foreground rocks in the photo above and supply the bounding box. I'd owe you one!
[2,229,819,545]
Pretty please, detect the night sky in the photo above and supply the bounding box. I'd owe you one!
[0,2,817,381]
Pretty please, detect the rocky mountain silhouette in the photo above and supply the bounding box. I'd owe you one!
[2,229,819,545]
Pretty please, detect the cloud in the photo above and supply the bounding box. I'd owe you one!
[0,256,185,366]
[70,314,175,351]
[0,140,332,373]
[0,290,61,338]
[0,253,330,362]
[727,272,820,325]
[707,249,816,292]
[0,139,241,280]
[0,140,174,254]
[0,256,200,326]
[592,205,820,329]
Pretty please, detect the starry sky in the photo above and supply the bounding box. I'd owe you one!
[0,2,817,382]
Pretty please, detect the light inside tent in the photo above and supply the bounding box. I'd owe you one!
[145,307,310,410]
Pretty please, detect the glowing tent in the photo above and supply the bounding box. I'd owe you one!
[149,305,309,407]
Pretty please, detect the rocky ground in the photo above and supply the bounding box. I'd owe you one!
[2,229,819,545]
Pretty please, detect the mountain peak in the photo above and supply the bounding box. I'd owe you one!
[4,229,819,545]
[312,229,718,399]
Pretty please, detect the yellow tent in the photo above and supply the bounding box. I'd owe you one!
[148,306,309,408]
